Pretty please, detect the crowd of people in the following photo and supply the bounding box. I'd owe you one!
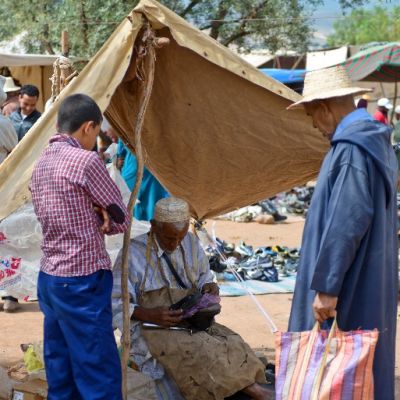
[0,65,399,399]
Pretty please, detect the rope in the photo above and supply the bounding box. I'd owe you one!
[49,56,77,102]
[196,222,278,334]
[119,22,170,400]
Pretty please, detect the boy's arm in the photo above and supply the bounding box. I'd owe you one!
[84,153,130,235]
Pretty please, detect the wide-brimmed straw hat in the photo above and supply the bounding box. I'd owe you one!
[3,76,21,93]
[287,66,372,110]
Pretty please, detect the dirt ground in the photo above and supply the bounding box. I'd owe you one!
[1,216,399,394]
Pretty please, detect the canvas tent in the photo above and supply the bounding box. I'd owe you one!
[0,0,327,221]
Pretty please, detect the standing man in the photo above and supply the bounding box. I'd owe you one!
[30,94,129,399]
[9,84,41,141]
[1,76,21,117]
[0,76,17,164]
[373,97,393,125]
[287,66,398,399]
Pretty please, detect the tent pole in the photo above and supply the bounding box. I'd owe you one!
[391,81,398,126]
[119,22,170,400]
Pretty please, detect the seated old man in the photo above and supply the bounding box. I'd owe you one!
[112,197,269,400]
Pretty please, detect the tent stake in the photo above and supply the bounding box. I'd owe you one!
[119,22,169,400]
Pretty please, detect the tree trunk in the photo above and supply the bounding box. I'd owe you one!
[79,0,89,47]
[210,1,229,40]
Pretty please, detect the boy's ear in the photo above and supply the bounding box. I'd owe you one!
[81,121,93,134]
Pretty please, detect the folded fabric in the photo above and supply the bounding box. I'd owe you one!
[183,293,220,318]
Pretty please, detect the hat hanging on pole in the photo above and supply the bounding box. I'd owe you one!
[287,66,372,110]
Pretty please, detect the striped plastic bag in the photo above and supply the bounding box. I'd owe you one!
[275,320,379,400]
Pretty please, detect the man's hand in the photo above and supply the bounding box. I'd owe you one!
[93,206,111,233]
[313,292,338,324]
[202,282,220,295]
[133,306,183,328]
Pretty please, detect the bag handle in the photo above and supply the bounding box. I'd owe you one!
[310,319,338,400]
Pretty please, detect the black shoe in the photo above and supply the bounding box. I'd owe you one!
[273,213,287,222]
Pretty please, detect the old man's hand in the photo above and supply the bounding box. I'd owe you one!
[202,282,220,295]
[151,307,184,327]
[313,292,338,324]
[134,306,183,327]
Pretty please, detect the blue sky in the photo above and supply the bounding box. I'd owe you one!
[312,0,397,45]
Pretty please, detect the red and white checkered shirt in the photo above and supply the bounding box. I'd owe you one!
[30,134,129,277]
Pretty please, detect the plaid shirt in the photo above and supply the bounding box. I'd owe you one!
[30,134,129,277]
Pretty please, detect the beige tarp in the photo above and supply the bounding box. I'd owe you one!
[0,0,327,221]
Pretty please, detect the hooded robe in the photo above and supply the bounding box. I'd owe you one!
[289,108,398,399]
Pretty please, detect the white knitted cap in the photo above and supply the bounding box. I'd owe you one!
[154,197,190,223]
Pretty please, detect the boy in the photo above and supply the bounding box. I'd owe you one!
[30,94,129,399]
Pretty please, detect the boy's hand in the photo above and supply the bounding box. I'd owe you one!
[93,206,111,233]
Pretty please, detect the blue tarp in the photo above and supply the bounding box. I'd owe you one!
[260,68,306,84]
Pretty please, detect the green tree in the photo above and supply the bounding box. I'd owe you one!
[327,6,400,47]
[0,0,373,58]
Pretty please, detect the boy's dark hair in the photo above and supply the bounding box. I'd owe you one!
[20,85,40,98]
[57,94,102,133]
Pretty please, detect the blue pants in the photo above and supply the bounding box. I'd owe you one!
[38,270,122,400]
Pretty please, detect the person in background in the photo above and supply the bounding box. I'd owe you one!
[0,75,19,312]
[373,97,393,125]
[9,84,41,141]
[117,139,169,221]
[287,66,398,399]
[1,76,21,117]
[99,119,119,163]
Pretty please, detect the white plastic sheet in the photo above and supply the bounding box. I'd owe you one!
[0,164,149,299]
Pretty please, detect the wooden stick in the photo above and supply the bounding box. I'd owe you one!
[61,30,69,57]
[120,24,157,400]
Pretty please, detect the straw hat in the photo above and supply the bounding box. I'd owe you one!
[3,76,21,93]
[287,66,372,109]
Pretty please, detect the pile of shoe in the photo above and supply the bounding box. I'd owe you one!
[216,185,315,223]
[265,185,314,217]
[205,239,300,282]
